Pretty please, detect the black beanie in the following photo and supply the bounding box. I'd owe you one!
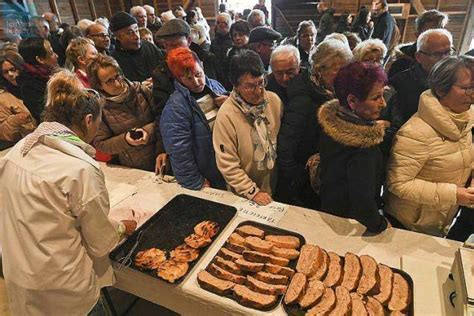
[110,11,137,33]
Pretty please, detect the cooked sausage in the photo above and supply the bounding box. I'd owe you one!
[269,254,290,267]
[373,264,393,305]
[213,256,242,275]
[311,248,329,280]
[245,236,274,254]
[284,272,306,305]
[265,235,300,249]
[207,263,246,285]
[351,292,368,315]
[340,252,362,291]
[296,244,321,276]
[306,286,336,315]
[388,273,411,312]
[254,271,289,285]
[328,286,351,316]
[366,296,384,316]
[225,241,248,254]
[233,284,277,309]
[218,248,243,262]
[246,275,287,295]
[228,232,246,246]
[242,250,271,263]
[322,252,343,288]
[264,263,295,278]
[197,270,235,295]
[298,278,325,309]
[236,225,265,238]
[357,255,380,296]
[235,258,265,273]
[272,246,300,260]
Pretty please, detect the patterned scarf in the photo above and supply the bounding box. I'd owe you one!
[22,63,53,80]
[231,89,276,170]
[21,121,92,156]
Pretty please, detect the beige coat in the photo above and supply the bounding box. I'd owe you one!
[213,91,282,199]
[0,135,119,315]
[0,89,36,142]
[385,90,473,236]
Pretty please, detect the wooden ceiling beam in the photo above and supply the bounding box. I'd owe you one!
[410,0,425,15]
[69,0,80,23]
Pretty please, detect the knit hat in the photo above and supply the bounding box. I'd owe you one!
[156,19,191,38]
[110,11,137,33]
[249,26,281,44]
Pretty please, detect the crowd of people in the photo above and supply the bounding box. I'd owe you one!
[0,1,473,313]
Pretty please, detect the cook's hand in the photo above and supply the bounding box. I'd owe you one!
[142,77,153,89]
[252,191,272,206]
[213,95,228,107]
[154,153,168,175]
[121,220,137,236]
[202,178,211,188]
[125,128,149,146]
[376,120,391,129]
[456,187,474,207]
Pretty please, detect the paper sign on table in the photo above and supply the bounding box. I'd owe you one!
[232,198,289,225]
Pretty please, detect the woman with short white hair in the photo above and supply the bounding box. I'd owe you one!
[276,39,353,208]
[353,38,388,65]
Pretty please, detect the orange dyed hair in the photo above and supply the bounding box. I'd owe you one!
[166,47,200,78]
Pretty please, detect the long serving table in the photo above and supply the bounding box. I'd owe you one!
[101,163,461,316]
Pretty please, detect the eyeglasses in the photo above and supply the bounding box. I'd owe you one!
[454,85,474,96]
[240,78,267,92]
[419,48,455,59]
[89,33,110,39]
[2,65,18,76]
[103,73,123,86]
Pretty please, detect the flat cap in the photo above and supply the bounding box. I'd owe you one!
[249,26,281,43]
[156,19,190,38]
[110,11,137,33]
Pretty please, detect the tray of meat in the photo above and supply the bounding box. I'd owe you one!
[283,245,414,316]
[197,220,306,311]
[109,194,237,284]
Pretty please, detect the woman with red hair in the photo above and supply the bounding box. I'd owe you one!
[317,61,390,234]
[160,47,227,190]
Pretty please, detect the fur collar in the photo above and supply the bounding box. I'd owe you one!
[318,99,385,148]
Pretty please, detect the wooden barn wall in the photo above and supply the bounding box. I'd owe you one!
[30,0,472,51]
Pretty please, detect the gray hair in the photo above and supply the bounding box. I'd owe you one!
[143,5,155,14]
[429,55,474,99]
[94,17,109,30]
[417,28,453,51]
[217,13,232,26]
[415,9,449,34]
[130,6,146,17]
[247,9,265,27]
[77,19,94,33]
[310,39,353,73]
[324,32,350,49]
[270,44,300,66]
[353,38,388,61]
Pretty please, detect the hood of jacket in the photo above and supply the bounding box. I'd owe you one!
[417,90,473,141]
[318,99,385,148]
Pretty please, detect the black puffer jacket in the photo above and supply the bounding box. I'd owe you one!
[17,71,48,123]
[276,68,330,207]
[318,99,388,234]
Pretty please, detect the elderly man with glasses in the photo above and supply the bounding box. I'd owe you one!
[390,28,454,123]
[86,23,112,55]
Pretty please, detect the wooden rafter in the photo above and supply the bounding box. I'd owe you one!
[69,0,80,23]
[104,0,112,18]
[458,0,472,51]
[119,0,126,12]
[87,0,97,20]
[410,0,425,15]
[48,0,61,23]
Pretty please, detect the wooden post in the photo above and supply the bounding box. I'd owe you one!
[153,0,159,10]
[48,0,62,23]
[104,0,113,18]
[120,0,126,12]
[458,4,472,52]
[167,0,172,11]
[88,0,97,20]
[69,0,80,23]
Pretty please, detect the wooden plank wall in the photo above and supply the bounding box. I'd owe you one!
[30,0,472,51]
